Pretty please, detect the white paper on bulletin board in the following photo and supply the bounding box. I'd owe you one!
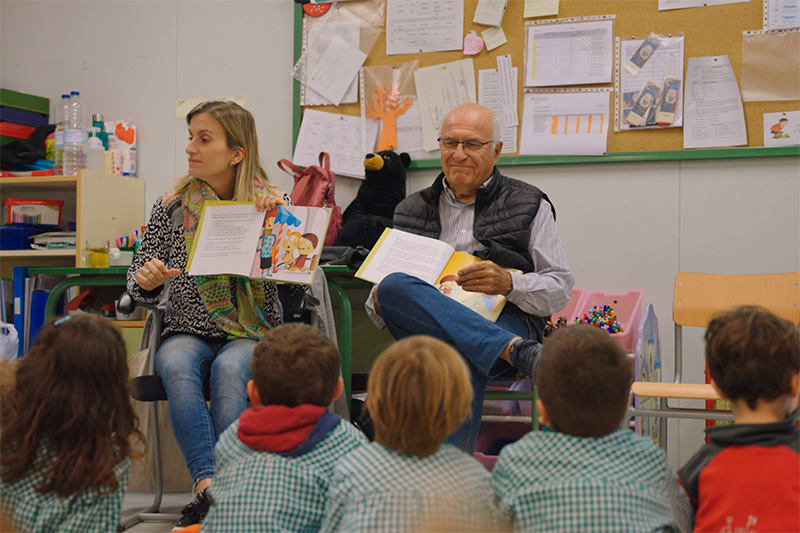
[524,16,615,87]
[763,110,800,146]
[294,109,378,179]
[519,88,611,156]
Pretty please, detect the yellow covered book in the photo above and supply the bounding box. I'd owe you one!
[356,228,517,322]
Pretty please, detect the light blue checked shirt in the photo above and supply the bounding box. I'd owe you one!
[201,418,367,533]
[492,428,693,532]
[367,175,573,329]
[0,443,130,533]
[320,442,508,532]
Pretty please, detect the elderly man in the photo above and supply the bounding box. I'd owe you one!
[367,103,574,452]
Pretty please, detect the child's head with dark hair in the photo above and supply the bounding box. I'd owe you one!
[705,306,800,411]
[366,336,472,457]
[0,314,143,496]
[535,325,632,437]
[250,323,341,407]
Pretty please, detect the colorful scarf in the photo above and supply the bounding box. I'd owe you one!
[183,178,272,339]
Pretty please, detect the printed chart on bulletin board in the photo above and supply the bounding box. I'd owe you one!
[292,0,799,168]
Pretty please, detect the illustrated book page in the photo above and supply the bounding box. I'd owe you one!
[356,228,511,322]
[187,202,331,285]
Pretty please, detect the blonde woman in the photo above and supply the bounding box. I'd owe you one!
[126,100,288,528]
[320,336,506,532]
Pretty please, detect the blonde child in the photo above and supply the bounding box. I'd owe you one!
[199,323,367,532]
[492,324,692,532]
[0,314,143,532]
[679,306,799,532]
[320,335,506,532]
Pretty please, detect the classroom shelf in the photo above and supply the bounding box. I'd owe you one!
[0,171,144,278]
[0,175,79,190]
[0,249,76,258]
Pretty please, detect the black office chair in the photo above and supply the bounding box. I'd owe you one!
[117,285,320,530]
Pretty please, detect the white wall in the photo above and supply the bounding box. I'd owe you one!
[3,0,799,467]
[0,0,301,211]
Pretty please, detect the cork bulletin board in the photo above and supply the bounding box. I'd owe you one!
[292,0,800,165]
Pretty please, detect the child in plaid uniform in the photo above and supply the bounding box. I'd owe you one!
[0,314,144,532]
[492,325,692,532]
[198,323,367,532]
[678,306,800,532]
[320,336,507,532]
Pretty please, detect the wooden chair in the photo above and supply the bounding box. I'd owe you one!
[630,272,800,421]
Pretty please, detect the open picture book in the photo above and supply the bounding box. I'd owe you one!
[355,228,517,322]
[186,202,331,285]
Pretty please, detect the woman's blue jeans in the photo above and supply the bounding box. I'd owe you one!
[154,334,254,483]
[377,273,533,454]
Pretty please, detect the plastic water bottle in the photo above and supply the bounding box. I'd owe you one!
[63,91,87,176]
[85,128,106,172]
[53,94,70,175]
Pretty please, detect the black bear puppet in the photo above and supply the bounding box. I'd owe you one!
[333,150,411,249]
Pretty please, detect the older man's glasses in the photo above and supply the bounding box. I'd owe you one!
[438,137,493,153]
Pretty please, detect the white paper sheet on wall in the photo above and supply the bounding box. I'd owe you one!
[519,89,611,156]
[478,68,518,154]
[386,0,464,55]
[473,0,508,27]
[482,26,508,50]
[766,0,800,30]
[524,18,614,87]
[524,0,559,18]
[414,59,477,151]
[302,21,361,106]
[496,54,518,127]
[658,0,746,10]
[305,36,367,106]
[395,99,439,160]
[763,110,800,146]
[683,55,747,149]
[294,109,378,179]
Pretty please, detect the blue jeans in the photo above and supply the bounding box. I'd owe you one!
[377,273,533,454]
[154,334,254,483]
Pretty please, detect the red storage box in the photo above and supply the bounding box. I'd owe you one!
[0,121,35,140]
[2,197,63,227]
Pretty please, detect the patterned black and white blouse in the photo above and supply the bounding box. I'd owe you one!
[126,189,292,340]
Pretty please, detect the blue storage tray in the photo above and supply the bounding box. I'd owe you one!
[0,106,49,127]
[0,225,42,250]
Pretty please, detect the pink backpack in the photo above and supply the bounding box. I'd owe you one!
[276,152,342,246]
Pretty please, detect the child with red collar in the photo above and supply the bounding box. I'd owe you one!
[198,323,367,532]
[679,306,800,532]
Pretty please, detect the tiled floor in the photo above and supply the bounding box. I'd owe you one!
[119,492,192,532]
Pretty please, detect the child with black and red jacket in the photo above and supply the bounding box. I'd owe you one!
[679,306,800,532]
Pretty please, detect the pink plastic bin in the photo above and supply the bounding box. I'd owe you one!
[574,290,644,353]
[552,288,586,322]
